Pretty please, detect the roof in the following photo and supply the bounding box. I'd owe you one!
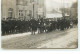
[46,13,62,18]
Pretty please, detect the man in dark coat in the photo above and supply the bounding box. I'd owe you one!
[30,18,37,35]
[39,18,44,33]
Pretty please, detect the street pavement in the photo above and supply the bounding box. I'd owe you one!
[1,27,78,49]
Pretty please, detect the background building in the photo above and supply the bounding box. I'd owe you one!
[1,0,46,20]
[1,0,17,20]
[37,0,46,19]
[16,0,30,20]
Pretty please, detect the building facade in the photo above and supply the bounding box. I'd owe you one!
[16,0,30,20]
[2,0,17,20]
[37,0,46,19]
[1,0,46,20]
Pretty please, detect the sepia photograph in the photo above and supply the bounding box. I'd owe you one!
[1,0,78,49]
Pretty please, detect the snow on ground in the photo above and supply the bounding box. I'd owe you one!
[1,27,78,49]
[37,27,78,48]
[1,31,38,41]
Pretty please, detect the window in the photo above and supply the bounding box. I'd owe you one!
[25,10,27,16]
[19,13,20,16]
[8,8,13,18]
[17,0,23,5]
[29,10,32,18]
[18,10,23,18]
[24,1,28,6]
[30,0,34,3]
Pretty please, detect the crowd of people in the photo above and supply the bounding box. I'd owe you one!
[1,17,78,35]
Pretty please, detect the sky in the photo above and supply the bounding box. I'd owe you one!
[45,0,77,11]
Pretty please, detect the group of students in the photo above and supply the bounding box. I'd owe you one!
[1,18,78,35]
[30,18,77,35]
